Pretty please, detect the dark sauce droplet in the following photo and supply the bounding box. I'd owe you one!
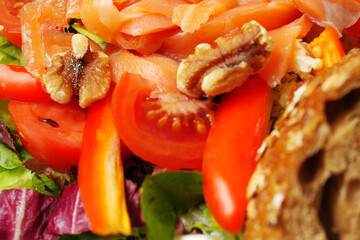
[38,117,59,128]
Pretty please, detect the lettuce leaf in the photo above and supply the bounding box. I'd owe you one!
[0,33,25,66]
[141,171,204,240]
[0,166,34,191]
[0,102,63,196]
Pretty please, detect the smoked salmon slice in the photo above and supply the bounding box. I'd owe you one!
[171,0,237,33]
[159,1,302,60]
[293,0,360,35]
[20,0,72,78]
[258,15,313,87]
[110,50,179,92]
[120,0,185,18]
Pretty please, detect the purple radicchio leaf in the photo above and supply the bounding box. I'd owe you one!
[0,117,17,152]
[0,188,59,240]
[46,183,90,235]
[125,179,144,227]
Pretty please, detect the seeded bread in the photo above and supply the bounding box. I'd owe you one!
[245,49,360,240]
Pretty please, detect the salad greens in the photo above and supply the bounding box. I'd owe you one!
[0,34,25,66]
[0,101,66,197]
[141,171,204,240]
[181,205,244,240]
[0,32,242,240]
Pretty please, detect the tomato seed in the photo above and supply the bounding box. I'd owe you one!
[38,117,59,128]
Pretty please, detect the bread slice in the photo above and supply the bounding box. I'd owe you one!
[245,49,360,240]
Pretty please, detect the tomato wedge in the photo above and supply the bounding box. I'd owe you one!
[203,76,273,233]
[8,101,87,171]
[0,65,51,102]
[112,73,216,169]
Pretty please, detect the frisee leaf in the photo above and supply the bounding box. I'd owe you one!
[141,171,204,240]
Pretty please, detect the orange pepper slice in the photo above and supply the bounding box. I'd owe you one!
[309,27,345,73]
[78,91,131,236]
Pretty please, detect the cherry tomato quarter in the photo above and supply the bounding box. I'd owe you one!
[8,101,87,171]
[112,72,217,170]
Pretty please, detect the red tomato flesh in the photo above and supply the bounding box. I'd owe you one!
[0,65,51,102]
[0,0,33,46]
[112,73,217,169]
[8,101,87,171]
[203,76,273,233]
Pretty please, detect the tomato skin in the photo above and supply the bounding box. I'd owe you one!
[0,65,51,102]
[0,30,22,47]
[112,73,212,169]
[79,91,131,236]
[8,101,87,171]
[202,76,273,233]
[0,0,33,46]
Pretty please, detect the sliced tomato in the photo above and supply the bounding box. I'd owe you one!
[0,0,33,46]
[0,64,51,102]
[112,72,217,169]
[8,101,87,171]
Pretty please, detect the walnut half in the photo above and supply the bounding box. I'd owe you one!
[42,34,111,108]
[177,21,273,98]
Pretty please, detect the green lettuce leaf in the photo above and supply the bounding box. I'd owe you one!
[0,142,22,169]
[0,165,34,191]
[0,139,35,193]
[0,34,25,66]
[0,101,62,196]
[141,171,204,240]
[32,173,61,197]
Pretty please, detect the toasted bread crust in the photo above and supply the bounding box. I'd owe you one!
[245,49,360,240]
